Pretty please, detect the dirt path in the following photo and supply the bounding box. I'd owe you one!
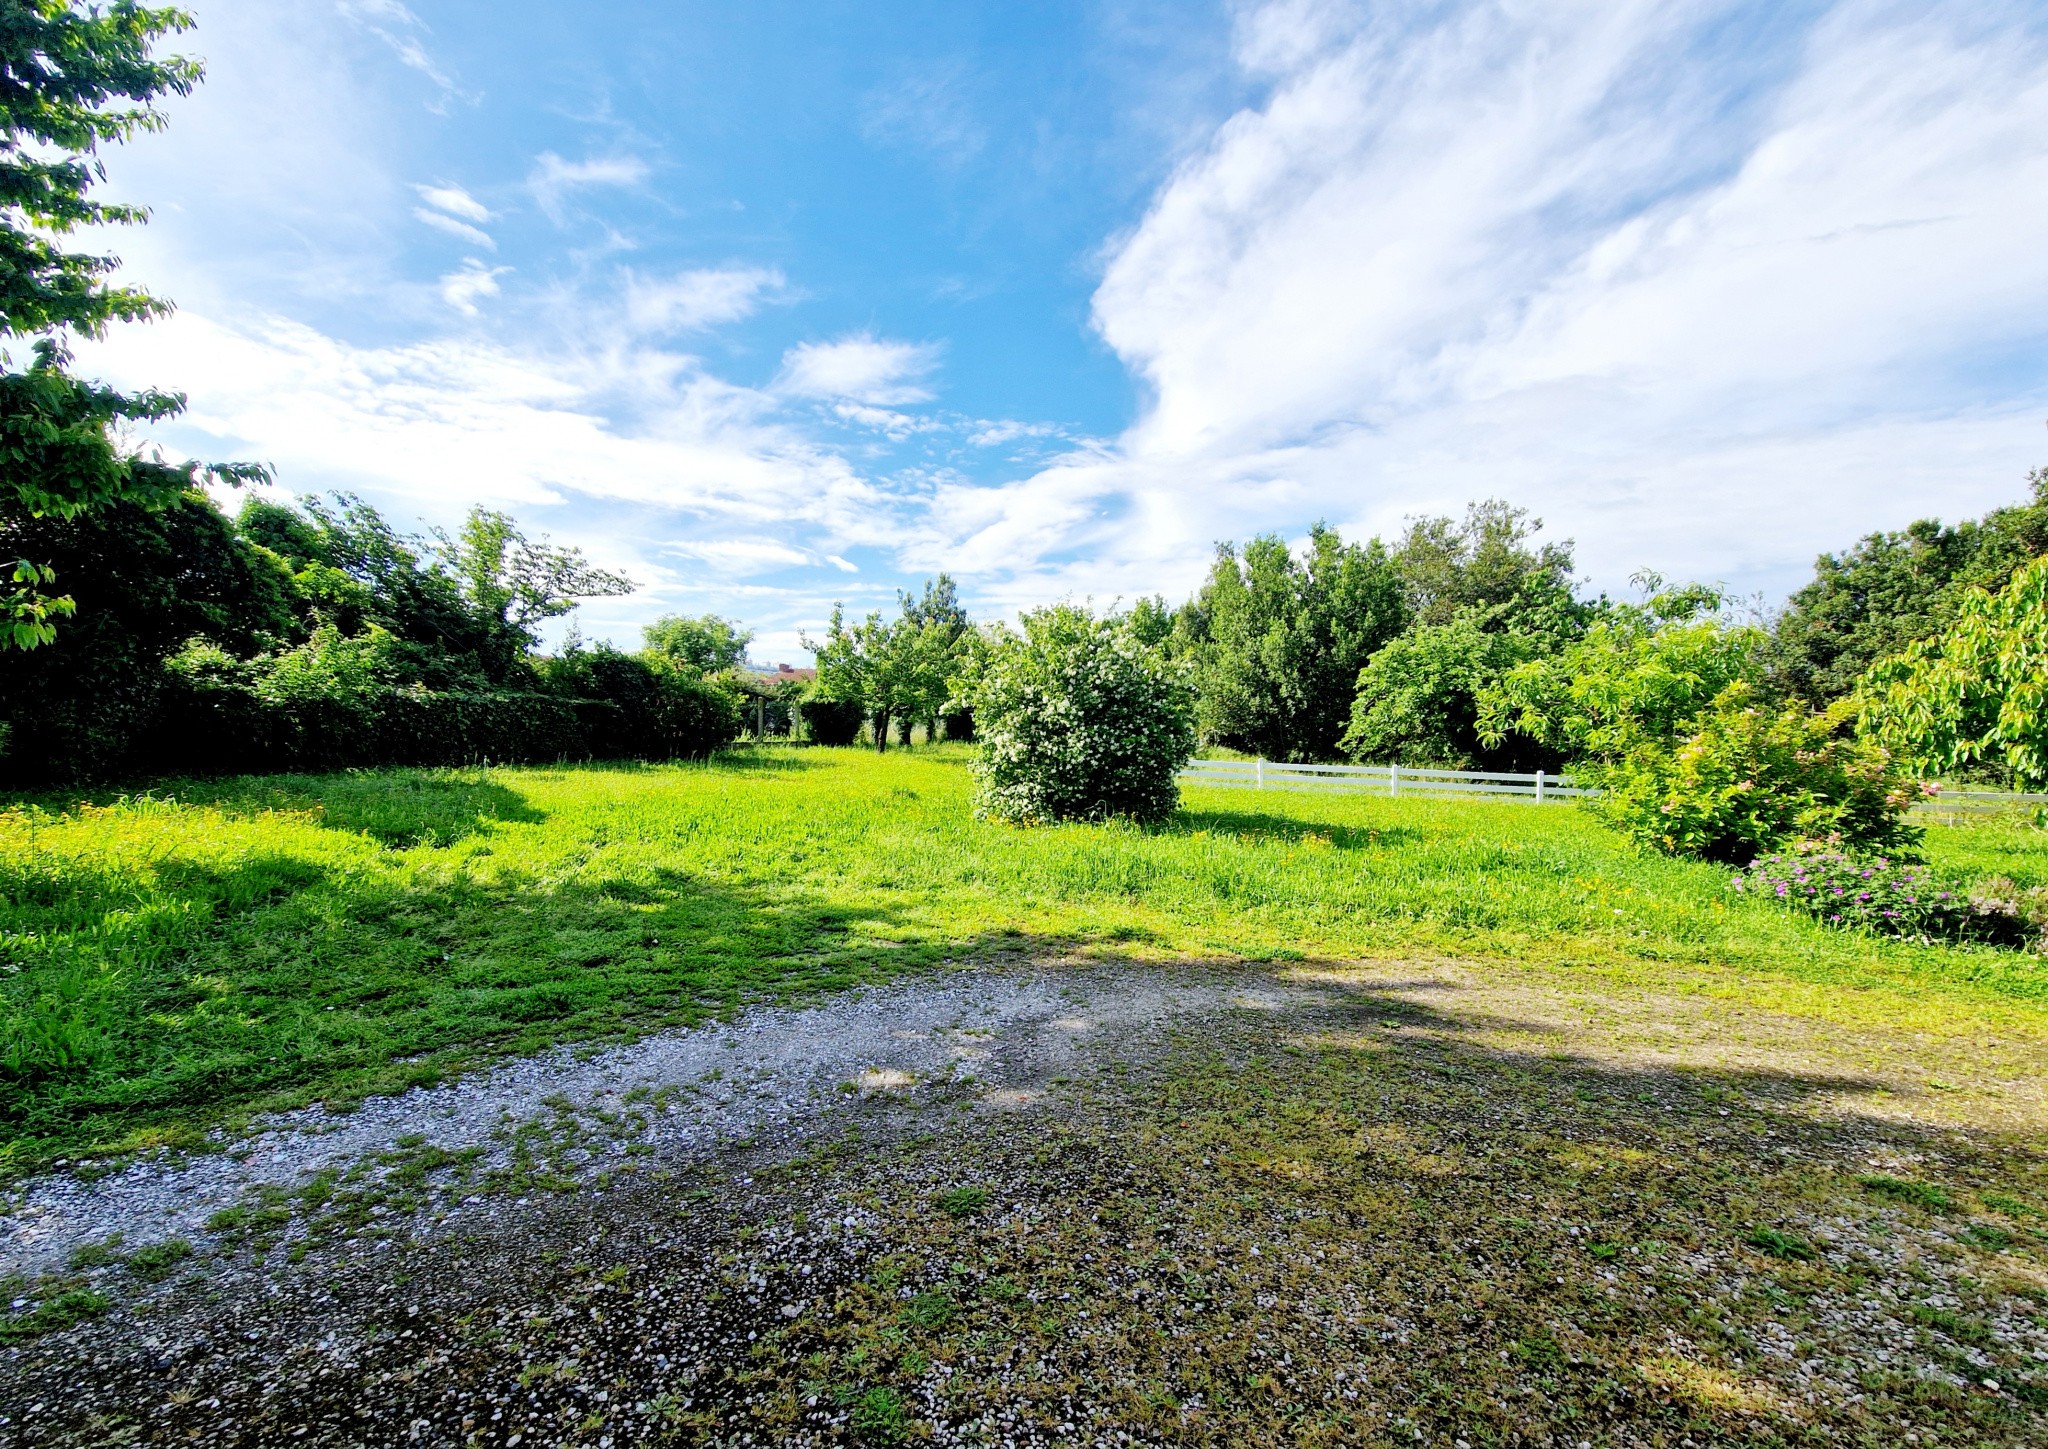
[3,959,2045,1446]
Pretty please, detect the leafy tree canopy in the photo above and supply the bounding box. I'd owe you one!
[1393,498,1582,629]
[2,1,264,649]
[1857,554,2048,790]
[1477,584,1765,762]
[1768,467,2048,703]
[1187,522,1408,761]
[643,612,753,676]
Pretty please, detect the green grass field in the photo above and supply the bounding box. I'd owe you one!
[4,745,2044,1166]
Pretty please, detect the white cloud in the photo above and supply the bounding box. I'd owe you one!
[415,183,492,223]
[414,208,495,248]
[926,0,2048,604]
[439,259,510,315]
[625,267,785,334]
[777,334,942,405]
[80,307,876,533]
[529,151,651,223]
[336,0,465,104]
[824,555,859,573]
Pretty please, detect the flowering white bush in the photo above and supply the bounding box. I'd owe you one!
[961,603,1196,824]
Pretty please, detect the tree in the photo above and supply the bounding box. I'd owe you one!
[1857,555,2048,790]
[431,507,634,679]
[1393,499,1581,628]
[1341,608,1553,769]
[961,603,1196,825]
[1476,585,1763,764]
[1767,468,2048,703]
[2,1,266,648]
[643,613,753,675]
[1187,523,1408,760]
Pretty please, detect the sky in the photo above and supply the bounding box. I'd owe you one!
[74,0,2048,662]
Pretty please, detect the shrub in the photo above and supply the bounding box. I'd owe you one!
[800,697,865,747]
[1732,845,2046,950]
[1584,683,1922,862]
[962,603,1196,825]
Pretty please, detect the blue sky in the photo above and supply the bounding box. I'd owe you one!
[80,0,2048,661]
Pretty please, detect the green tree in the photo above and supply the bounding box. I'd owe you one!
[0,489,294,781]
[1857,555,2048,790]
[431,507,634,679]
[961,602,1196,824]
[1188,523,1408,760]
[643,613,753,675]
[1476,586,1762,763]
[1393,499,1582,628]
[1341,608,1553,769]
[2,1,265,647]
[1768,469,2048,703]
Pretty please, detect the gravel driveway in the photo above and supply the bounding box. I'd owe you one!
[3,959,2044,1447]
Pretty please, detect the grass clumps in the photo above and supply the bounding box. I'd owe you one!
[932,1185,990,1218]
[1858,1174,1955,1211]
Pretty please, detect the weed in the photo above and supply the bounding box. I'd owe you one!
[1909,1303,1992,1345]
[849,1385,908,1444]
[934,1185,990,1219]
[65,1237,122,1270]
[1858,1174,1954,1211]
[1744,1227,1818,1262]
[0,1288,108,1344]
[125,1238,194,1281]
[900,1289,956,1331]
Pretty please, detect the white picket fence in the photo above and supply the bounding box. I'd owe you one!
[1177,757,1589,803]
[1913,788,2048,823]
[1177,759,2046,821]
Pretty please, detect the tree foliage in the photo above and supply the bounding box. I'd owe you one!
[1185,524,1407,760]
[1768,469,2048,703]
[1,1,264,649]
[643,613,752,676]
[962,602,1195,825]
[1590,684,1921,863]
[1857,554,2048,790]
[1476,586,1762,763]
[1341,609,1552,769]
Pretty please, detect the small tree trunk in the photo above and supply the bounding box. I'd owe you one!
[873,708,891,752]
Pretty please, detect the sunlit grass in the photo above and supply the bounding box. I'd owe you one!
[3,745,2043,1165]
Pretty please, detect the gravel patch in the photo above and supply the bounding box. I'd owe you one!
[0,962,1279,1279]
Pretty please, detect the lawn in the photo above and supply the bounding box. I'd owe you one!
[3,745,2045,1166]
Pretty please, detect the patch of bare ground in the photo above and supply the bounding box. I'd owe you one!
[2,958,2045,1447]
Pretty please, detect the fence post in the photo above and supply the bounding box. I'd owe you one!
[1534,768,1545,804]
[1390,762,1399,798]
[1255,757,1264,790]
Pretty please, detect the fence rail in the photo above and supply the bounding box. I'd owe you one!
[1178,759,2046,821]
[1178,757,1588,802]
[1913,789,2048,822]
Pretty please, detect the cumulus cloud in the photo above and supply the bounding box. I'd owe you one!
[529,152,651,223]
[625,267,786,334]
[776,334,943,405]
[929,0,2048,603]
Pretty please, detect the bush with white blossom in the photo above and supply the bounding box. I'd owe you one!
[961,603,1196,824]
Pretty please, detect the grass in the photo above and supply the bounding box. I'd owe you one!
[3,744,2045,1166]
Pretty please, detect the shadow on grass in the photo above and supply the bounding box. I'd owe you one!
[1170,805,1424,851]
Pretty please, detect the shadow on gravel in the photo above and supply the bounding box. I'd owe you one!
[5,961,2045,1447]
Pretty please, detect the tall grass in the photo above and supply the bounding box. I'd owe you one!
[3,747,2042,1164]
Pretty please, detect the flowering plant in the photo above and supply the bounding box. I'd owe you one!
[1731,844,2046,950]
